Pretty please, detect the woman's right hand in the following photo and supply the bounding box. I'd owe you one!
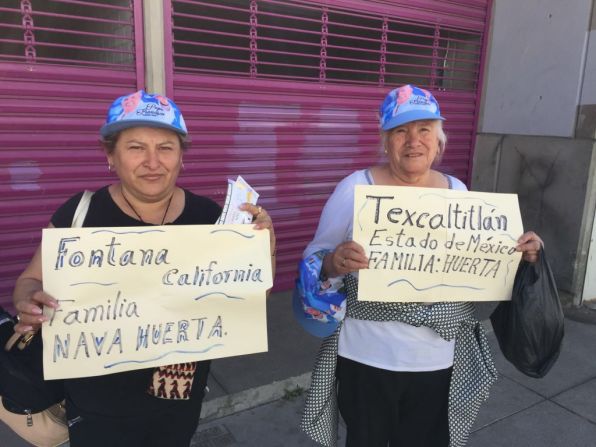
[323,241,369,278]
[12,241,59,334]
[13,279,59,334]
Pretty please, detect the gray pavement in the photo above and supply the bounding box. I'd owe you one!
[196,293,596,447]
[2,291,596,446]
[192,300,596,447]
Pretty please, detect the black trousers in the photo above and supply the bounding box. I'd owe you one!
[337,356,452,447]
[67,403,203,447]
[65,362,210,447]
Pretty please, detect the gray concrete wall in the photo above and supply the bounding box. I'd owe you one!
[472,135,594,292]
[472,0,596,301]
[480,0,592,137]
[578,3,596,138]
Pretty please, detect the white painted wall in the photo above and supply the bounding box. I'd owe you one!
[580,8,596,303]
[480,0,592,137]
[583,205,596,302]
[581,30,596,105]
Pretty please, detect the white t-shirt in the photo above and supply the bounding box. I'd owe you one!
[303,169,468,371]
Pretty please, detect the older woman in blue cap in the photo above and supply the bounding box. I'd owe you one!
[300,85,542,447]
[12,90,275,447]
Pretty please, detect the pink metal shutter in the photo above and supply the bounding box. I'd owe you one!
[168,0,492,290]
[0,0,144,309]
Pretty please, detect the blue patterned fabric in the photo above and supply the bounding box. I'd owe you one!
[293,251,346,338]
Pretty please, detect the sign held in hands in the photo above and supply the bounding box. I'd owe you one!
[41,225,272,379]
[353,185,524,303]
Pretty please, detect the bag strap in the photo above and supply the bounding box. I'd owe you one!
[4,330,38,351]
[71,190,94,228]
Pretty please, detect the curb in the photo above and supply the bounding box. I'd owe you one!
[200,372,312,421]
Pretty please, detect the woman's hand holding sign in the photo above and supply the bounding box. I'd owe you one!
[241,202,276,288]
[516,231,543,263]
[323,241,369,277]
[12,247,59,334]
[241,202,275,253]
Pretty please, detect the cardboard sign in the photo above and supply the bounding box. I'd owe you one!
[41,225,272,379]
[353,185,523,302]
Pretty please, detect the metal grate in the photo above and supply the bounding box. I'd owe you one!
[171,0,483,91]
[169,0,491,291]
[0,0,135,68]
[0,0,142,309]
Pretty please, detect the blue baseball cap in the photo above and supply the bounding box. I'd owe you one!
[100,90,188,138]
[379,84,445,131]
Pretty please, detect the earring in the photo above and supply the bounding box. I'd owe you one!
[108,164,113,172]
[181,162,185,171]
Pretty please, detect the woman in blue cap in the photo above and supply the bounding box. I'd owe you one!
[299,85,543,447]
[12,90,275,446]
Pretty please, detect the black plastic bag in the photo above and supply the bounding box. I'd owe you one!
[0,307,64,414]
[490,250,564,378]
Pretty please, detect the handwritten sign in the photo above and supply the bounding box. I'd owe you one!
[353,185,523,302]
[41,225,272,380]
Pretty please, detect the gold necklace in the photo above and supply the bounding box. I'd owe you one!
[120,187,174,225]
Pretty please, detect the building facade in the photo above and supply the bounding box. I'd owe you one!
[1,0,593,310]
[472,0,596,306]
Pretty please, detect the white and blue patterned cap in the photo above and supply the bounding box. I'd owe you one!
[100,90,187,138]
[379,84,445,131]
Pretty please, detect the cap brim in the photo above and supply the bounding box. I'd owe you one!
[381,110,445,131]
[100,120,188,138]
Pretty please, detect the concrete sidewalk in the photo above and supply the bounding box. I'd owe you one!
[2,291,596,446]
[193,292,596,447]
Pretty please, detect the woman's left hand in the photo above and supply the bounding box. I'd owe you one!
[240,203,275,255]
[516,231,543,263]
